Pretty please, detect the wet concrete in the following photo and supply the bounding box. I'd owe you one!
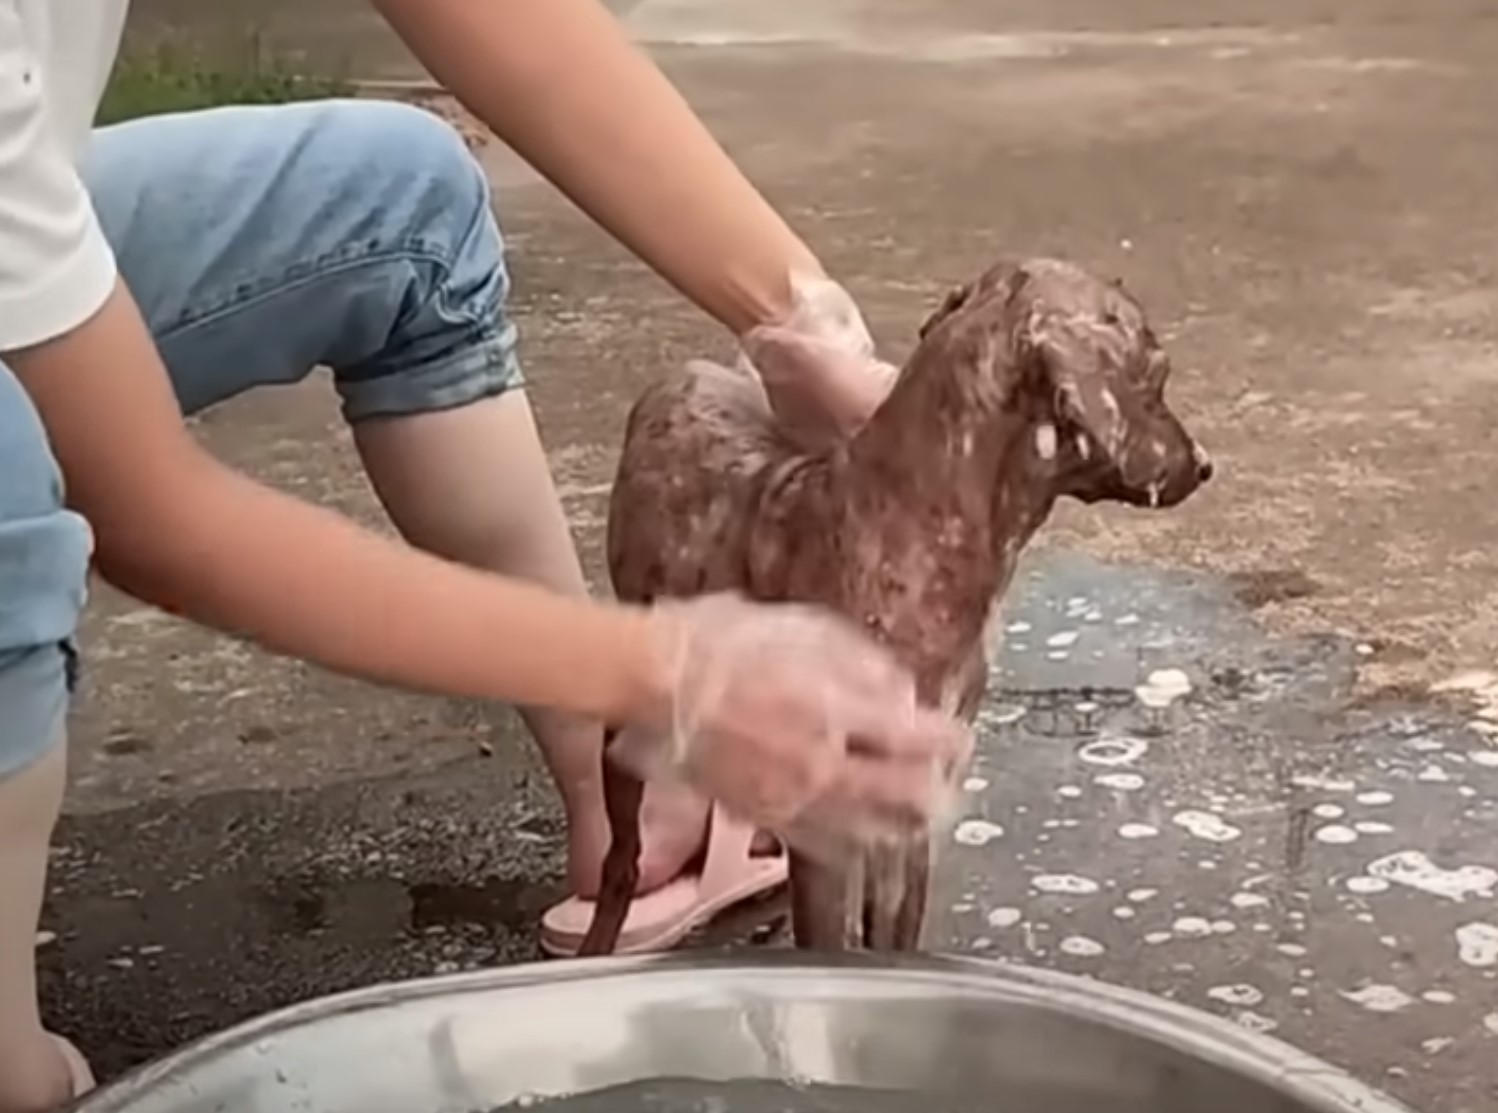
[44,1,1498,1111]
[46,552,1498,1111]
[929,554,1498,1112]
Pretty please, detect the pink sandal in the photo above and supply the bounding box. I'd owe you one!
[540,808,787,957]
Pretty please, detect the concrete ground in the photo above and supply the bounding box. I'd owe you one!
[46,0,1498,1110]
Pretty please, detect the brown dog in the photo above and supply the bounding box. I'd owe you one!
[580,257,1212,953]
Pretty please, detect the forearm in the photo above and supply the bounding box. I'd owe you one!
[99,468,657,720]
[374,0,823,334]
[12,286,664,724]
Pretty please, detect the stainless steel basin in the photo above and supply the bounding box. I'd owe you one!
[74,952,1413,1113]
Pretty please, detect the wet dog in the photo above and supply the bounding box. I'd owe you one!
[582,257,1212,952]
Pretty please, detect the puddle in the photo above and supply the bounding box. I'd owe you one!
[253,875,551,938]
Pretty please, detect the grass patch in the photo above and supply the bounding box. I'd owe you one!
[99,35,354,126]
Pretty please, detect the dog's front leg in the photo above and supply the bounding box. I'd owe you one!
[790,849,854,950]
[862,842,907,951]
[893,834,931,951]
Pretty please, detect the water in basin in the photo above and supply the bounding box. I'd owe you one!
[501,1079,984,1113]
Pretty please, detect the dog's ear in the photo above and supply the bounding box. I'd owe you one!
[1022,308,1129,459]
[919,262,1034,341]
[918,281,976,341]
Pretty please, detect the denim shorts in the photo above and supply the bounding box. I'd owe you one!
[0,364,91,777]
[0,98,523,777]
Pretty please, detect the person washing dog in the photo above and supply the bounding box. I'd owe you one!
[0,0,972,1108]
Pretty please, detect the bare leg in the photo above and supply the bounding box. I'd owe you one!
[353,393,709,896]
[0,736,87,1113]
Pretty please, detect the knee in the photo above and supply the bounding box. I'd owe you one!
[314,99,504,276]
[283,101,522,418]
[0,1041,74,1113]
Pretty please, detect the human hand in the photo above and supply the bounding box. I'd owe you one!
[610,593,971,855]
[738,273,899,449]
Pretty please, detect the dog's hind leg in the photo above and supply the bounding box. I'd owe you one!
[579,730,644,956]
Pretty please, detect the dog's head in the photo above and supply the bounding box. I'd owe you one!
[921,258,1212,509]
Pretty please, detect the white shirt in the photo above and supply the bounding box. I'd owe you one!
[0,0,130,350]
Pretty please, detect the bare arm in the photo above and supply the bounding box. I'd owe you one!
[373,0,826,335]
[10,284,664,724]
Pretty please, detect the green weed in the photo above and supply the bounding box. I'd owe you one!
[99,35,352,125]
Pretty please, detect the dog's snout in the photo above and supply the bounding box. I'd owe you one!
[1191,441,1213,483]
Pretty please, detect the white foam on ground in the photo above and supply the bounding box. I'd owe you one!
[1095,772,1146,791]
[1060,935,1105,957]
[953,819,1005,846]
[1173,810,1242,842]
[1033,874,1100,895]
[986,907,1022,929]
[1079,736,1149,767]
[1236,1011,1278,1033]
[1292,774,1355,792]
[1172,917,1213,937]
[1366,850,1497,902]
[1341,984,1414,1013]
[1314,824,1358,845]
[1456,922,1498,967]
[1207,984,1264,1006]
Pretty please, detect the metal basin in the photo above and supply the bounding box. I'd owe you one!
[75,952,1412,1113]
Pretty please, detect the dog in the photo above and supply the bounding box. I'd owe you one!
[581,257,1212,953]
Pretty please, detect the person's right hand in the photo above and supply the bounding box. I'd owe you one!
[610,592,972,856]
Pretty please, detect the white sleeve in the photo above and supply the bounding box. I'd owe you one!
[0,3,117,350]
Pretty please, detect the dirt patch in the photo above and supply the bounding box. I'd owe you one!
[1228,568,1322,610]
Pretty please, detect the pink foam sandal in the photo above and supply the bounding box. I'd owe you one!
[540,808,787,957]
[50,1033,95,1098]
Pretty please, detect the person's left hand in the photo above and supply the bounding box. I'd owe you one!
[738,274,899,449]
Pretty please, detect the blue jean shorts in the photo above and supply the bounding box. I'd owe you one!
[0,98,522,777]
[0,366,92,777]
